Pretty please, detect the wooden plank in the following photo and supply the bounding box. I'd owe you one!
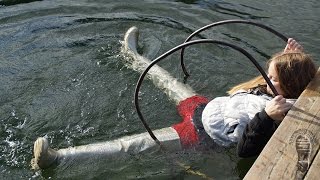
[304,148,320,179]
[244,68,320,180]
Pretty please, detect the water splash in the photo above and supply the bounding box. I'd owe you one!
[0,110,29,168]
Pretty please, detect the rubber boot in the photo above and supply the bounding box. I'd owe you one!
[31,137,59,170]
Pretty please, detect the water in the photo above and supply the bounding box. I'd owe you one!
[0,0,319,179]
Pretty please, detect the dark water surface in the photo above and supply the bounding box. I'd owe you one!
[0,0,319,179]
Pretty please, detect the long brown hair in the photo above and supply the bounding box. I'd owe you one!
[228,51,317,98]
[227,75,265,95]
[269,51,317,98]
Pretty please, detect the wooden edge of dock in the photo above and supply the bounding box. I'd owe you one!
[244,68,320,180]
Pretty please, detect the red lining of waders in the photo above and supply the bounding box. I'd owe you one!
[172,95,209,148]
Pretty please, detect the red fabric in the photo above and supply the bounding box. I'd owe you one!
[172,95,209,148]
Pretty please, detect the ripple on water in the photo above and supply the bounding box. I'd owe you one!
[0,0,319,179]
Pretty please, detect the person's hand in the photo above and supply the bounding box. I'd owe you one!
[265,95,293,121]
[284,38,303,52]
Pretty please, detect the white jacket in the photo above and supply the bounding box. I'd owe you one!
[201,90,273,147]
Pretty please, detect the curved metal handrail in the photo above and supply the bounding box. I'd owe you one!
[134,39,279,145]
[180,19,288,78]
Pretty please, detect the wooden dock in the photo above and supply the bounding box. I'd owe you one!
[244,68,320,180]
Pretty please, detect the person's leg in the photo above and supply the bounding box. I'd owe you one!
[31,27,202,170]
[123,26,211,148]
[122,26,196,104]
[31,127,182,170]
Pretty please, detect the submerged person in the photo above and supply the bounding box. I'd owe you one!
[172,38,317,149]
[32,27,317,170]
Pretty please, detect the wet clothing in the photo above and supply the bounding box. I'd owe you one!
[171,86,274,148]
[237,109,279,157]
[171,95,209,148]
[201,89,273,147]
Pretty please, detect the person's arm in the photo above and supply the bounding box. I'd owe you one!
[237,109,278,157]
[237,95,293,157]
